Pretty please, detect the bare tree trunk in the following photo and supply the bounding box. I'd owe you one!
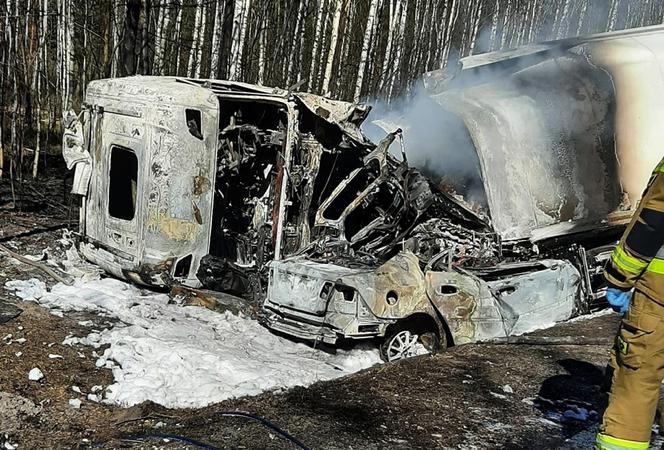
[489,0,500,51]
[111,0,124,77]
[32,0,46,178]
[258,13,266,85]
[294,0,309,86]
[576,0,588,35]
[500,0,512,49]
[210,0,225,77]
[354,0,379,102]
[308,0,326,90]
[238,0,251,79]
[64,0,73,110]
[380,0,398,92]
[188,0,203,77]
[196,0,207,78]
[82,0,88,95]
[388,0,408,101]
[122,0,142,76]
[413,0,432,70]
[287,0,307,86]
[469,1,483,55]
[527,0,539,42]
[174,1,183,76]
[333,0,351,97]
[10,0,18,189]
[557,0,572,38]
[0,0,11,179]
[140,0,150,75]
[56,0,62,106]
[321,0,342,95]
[154,1,166,73]
[441,0,458,67]
[160,1,173,75]
[230,0,250,80]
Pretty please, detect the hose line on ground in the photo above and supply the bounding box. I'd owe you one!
[122,411,310,450]
[217,411,310,450]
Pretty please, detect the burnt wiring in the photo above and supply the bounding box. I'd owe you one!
[121,411,310,450]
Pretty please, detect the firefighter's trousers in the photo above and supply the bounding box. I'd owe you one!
[597,290,664,449]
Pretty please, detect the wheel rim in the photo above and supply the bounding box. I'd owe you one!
[385,330,433,362]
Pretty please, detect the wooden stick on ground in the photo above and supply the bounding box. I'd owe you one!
[0,243,74,285]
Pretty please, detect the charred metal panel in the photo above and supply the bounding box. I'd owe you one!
[485,260,581,336]
[340,252,433,321]
[425,260,580,344]
[425,269,504,345]
[266,258,364,315]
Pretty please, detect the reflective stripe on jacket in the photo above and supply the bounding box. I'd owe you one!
[605,157,664,302]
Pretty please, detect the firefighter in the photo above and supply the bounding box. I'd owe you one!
[596,157,664,450]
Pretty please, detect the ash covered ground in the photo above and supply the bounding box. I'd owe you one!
[2,160,664,450]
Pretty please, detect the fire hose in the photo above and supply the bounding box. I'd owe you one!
[122,411,310,450]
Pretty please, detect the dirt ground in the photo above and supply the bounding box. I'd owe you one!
[0,166,628,449]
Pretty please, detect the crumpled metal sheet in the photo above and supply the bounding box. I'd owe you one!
[62,110,92,196]
[430,52,620,242]
[294,92,373,146]
[424,26,664,243]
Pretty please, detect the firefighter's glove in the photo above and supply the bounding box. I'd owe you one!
[606,288,632,315]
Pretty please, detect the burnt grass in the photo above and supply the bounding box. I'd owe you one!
[0,167,621,449]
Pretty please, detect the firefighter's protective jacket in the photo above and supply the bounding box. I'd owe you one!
[605,159,664,302]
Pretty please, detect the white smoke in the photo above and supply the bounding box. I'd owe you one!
[363,83,487,206]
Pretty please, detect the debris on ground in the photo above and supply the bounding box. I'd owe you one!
[0,300,21,324]
[0,392,42,433]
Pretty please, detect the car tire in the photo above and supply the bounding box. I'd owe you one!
[379,320,442,362]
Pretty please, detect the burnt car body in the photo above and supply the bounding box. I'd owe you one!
[262,25,664,360]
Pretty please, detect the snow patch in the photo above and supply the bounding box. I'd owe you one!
[6,277,381,408]
[28,368,43,381]
[567,308,613,322]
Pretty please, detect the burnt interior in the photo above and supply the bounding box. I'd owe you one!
[200,97,371,298]
[200,99,286,297]
[209,99,285,263]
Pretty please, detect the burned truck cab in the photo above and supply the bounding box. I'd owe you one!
[63,76,379,294]
[66,78,220,286]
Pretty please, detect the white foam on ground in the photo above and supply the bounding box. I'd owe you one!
[5,277,381,408]
[571,307,614,322]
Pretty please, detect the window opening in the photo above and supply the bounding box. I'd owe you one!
[174,255,193,278]
[108,146,138,220]
[186,109,203,140]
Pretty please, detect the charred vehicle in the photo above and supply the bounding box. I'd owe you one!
[63,78,387,299]
[63,25,664,363]
[262,25,664,361]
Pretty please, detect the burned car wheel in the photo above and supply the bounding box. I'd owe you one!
[380,322,442,362]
